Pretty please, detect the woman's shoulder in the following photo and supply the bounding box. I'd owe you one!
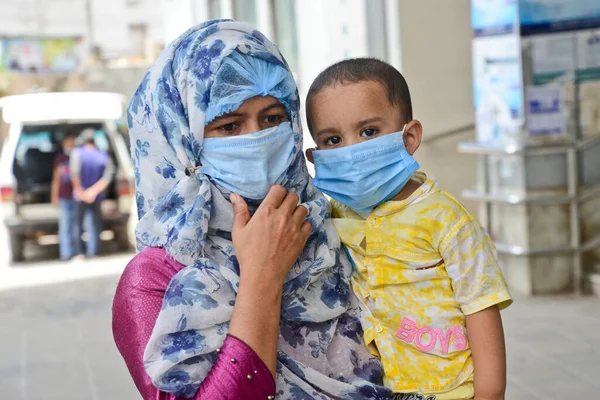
[119,247,186,292]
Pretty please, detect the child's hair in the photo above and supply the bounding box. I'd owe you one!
[306,58,413,134]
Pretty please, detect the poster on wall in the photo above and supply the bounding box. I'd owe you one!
[577,30,600,137]
[0,38,80,73]
[527,32,577,85]
[526,85,566,137]
[471,0,519,37]
[520,0,600,35]
[473,35,524,145]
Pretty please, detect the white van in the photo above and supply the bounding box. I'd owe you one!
[0,92,135,262]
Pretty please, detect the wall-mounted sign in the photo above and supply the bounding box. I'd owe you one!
[520,0,600,36]
[472,0,519,37]
[0,38,80,73]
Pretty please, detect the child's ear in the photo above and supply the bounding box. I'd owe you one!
[305,148,315,164]
[403,120,423,155]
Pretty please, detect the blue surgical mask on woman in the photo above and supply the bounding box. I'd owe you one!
[200,121,295,200]
[312,127,420,213]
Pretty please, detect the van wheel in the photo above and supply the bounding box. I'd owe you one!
[10,234,25,263]
[113,226,134,251]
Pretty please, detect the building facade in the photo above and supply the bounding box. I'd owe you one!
[0,0,164,64]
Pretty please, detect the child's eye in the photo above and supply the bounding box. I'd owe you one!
[218,123,239,132]
[325,136,342,146]
[360,128,378,137]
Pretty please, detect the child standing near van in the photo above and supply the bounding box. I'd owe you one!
[305,58,512,400]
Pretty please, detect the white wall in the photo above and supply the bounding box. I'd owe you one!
[0,0,87,37]
[397,0,474,134]
[396,0,477,211]
[92,0,164,58]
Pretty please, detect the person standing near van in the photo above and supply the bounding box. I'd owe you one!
[71,128,115,259]
[51,134,77,261]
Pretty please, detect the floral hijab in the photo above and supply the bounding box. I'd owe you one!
[128,20,392,399]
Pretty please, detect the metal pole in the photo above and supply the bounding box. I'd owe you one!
[477,154,490,231]
[570,31,582,295]
[567,147,582,295]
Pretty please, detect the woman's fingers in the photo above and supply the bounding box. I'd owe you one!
[280,191,300,214]
[261,185,287,209]
[292,204,309,225]
[231,193,251,232]
[300,221,313,240]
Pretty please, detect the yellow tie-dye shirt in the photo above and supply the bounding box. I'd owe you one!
[332,172,512,395]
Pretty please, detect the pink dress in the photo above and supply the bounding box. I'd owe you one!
[112,247,276,399]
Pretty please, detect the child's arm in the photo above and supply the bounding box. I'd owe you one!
[438,210,512,400]
[466,305,506,400]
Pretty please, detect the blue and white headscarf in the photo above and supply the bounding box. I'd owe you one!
[128,20,392,399]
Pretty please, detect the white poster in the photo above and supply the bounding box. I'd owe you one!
[577,30,600,137]
[577,30,600,71]
[473,35,524,145]
[530,33,576,76]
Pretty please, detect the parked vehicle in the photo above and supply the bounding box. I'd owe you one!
[0,92,135,262]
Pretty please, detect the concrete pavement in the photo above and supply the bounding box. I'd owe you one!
[0,275,139,400]
[0,270,599,399]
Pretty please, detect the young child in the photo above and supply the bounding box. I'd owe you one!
[305,58,513,400]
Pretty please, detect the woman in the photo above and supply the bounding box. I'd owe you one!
[113,20,391,399]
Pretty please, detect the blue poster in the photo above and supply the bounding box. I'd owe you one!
[526,86,565,137]
[520,0,600,35]
[472,0,519,37]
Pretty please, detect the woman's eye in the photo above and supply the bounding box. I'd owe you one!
[325,136,341,146]
[264,114,284,124]
[360,128,378,137]
[218,123,239,132]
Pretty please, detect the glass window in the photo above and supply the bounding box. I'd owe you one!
[129,23,148,56]
[12,123,115,201]
[365,0,388,61]
[272,0,299,73]
[208,0,222,19]
[15,129,55,166]
[16,123,112,167]
[233,0,258,27]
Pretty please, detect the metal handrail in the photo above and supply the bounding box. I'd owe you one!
[461,189,572,205]
[422,123,475,144]
[457,134,600,156]
[495,243,573,256]
[462,185,600,205]
[495,232,600,256]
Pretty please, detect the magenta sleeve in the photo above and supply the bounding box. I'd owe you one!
[112,247,276,400]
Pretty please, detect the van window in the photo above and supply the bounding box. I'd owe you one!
[14,129,56,166]
[13,122,113,193]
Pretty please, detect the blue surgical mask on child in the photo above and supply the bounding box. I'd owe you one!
[312,127,420,213]
[200,121,295,200]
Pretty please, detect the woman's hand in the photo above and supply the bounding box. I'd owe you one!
[229,186,312,377]
[231,185,312,284]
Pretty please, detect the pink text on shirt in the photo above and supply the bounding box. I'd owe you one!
[395,316,467,354]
